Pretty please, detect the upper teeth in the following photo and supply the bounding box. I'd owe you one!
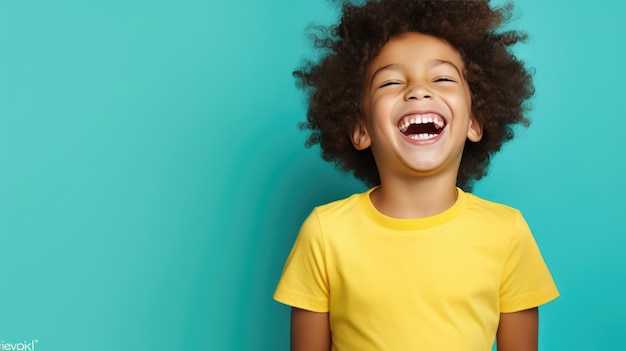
[398,113,445,132]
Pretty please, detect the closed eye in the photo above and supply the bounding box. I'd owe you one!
[434,77,456,83]
[378,81,402,88]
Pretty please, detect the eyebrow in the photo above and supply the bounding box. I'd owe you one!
[431,59,465,79]
[370,64,401,86]
[369,60,465,85]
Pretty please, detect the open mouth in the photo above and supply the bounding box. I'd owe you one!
[398,113,446,140]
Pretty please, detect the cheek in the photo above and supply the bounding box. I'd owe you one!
[449,90,472,114]
[372,95,397,114]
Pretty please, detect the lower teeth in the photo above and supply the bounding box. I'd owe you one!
[409,133,436,140]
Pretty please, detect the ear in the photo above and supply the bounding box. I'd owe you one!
[467,114,483,142]
[350,119,371,150]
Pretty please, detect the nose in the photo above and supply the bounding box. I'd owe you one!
[404,83,433,101]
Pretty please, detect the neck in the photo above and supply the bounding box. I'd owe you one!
[370,175,459,219]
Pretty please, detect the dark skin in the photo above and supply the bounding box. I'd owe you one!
[291,308,331,351]
[497,308,539,351]
[291,307,539,351]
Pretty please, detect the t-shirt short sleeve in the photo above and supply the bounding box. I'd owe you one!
[273,210,330,312]
[499,212,560,312]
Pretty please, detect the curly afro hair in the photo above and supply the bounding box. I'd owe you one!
[295,0,534,191]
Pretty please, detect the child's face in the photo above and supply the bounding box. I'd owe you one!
[351,32,482,182]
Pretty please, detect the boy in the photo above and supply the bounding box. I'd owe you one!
[274,1,559,350]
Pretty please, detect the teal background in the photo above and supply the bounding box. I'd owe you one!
[1,0,624,350]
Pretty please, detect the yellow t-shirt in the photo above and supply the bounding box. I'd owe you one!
[274,188,559,350]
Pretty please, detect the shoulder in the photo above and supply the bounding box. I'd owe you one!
[299,189,373,241]
[461,191,532,243]
[463,191,525,223]
[311,189,371,219]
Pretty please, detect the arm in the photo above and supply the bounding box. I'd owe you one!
[291,307,331,351]
[496,308,538,351]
